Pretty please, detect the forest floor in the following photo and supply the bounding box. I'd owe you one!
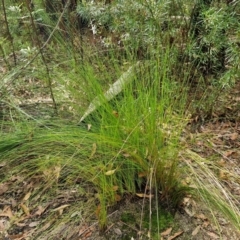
[0,67,239,239]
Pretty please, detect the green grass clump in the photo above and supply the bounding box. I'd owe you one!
[1,1,239,237]
[0,44,191,232]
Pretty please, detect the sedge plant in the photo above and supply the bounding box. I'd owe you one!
[1,0,240,238]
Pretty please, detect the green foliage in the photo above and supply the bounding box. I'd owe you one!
[77,0,171,50]
[1,0,240,236]
[189,1,240,81]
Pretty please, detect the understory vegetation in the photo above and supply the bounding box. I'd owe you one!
[0,0,239,239]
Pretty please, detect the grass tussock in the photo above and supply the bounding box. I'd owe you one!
[0,0,240,238]
[0,44,191,231]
